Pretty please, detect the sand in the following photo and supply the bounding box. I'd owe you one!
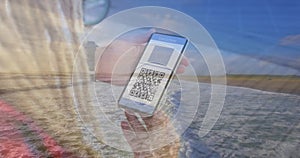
[180,75,300,95]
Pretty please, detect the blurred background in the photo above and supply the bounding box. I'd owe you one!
[0,0,299,157]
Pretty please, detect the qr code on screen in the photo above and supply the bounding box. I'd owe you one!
[129,68,165,101]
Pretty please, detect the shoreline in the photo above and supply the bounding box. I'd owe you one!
[0,73,299,95]
[181,75,300,95]
[0,73,299,157]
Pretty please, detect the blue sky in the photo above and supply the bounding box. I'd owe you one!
[94,0,300,75]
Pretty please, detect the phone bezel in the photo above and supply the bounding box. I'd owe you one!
[118,32,188,116]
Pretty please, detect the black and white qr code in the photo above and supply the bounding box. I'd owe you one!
[129,68,165,101]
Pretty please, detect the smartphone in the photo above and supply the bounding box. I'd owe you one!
[118,33,188,116]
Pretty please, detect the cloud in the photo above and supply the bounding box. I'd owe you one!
[280,34,300,46]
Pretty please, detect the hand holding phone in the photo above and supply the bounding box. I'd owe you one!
[121,111,180,156]
[118,33,188,116]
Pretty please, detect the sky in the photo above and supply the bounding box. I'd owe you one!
[89,0,300,75]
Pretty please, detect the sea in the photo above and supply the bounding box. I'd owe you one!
[76,79,300,158]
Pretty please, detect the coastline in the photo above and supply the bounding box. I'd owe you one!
[0,73,299,157]
[1,73,299,95]
[181,75,300,95]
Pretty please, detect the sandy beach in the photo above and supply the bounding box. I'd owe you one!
[1,73,299,157]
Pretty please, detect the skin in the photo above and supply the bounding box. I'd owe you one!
[95,29,189,85]
[95,29,189,157]
[121,111,180,157]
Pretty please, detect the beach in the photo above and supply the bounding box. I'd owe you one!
[1,73,299,157]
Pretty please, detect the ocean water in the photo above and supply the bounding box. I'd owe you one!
[0,73,298,157]
[79,80,300,157]
[187,83,300,157]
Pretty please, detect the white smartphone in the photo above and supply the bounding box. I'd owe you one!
[118,33,188,116]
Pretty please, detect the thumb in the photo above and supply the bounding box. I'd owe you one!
[119,28,156,44]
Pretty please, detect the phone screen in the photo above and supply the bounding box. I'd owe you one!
[118,33,188,115]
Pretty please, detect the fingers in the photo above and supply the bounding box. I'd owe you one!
[120,28,156,44]
[180,56,190,67]
[121,111,178,153]
[122,113,151,152]
[121,121,131,131]
[176,65,185,74]
[121,121,135,144]
[176,56,190,74]
[124,112,147,132]
[132,28,156,44]
[141,111,169,131]
[122,111,169,132]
